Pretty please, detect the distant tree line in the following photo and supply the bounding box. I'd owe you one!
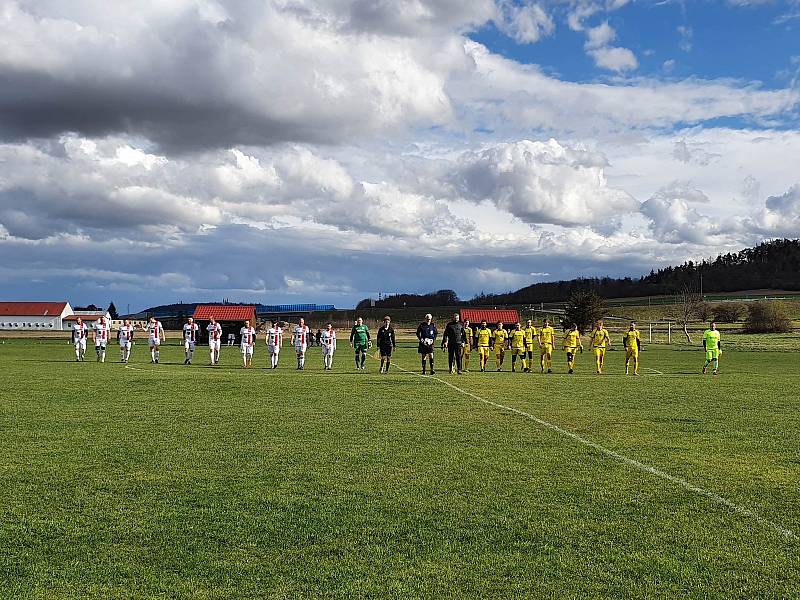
[359,239,800,309]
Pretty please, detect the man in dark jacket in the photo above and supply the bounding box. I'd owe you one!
[442,312,467,374]
[376,315,397,374]
[416,313,438,375]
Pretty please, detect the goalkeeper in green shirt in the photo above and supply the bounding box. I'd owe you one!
[350,317,371,371]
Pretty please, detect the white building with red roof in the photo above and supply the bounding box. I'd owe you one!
[0,301,73,331]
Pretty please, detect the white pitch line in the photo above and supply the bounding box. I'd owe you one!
[390,362,797,541]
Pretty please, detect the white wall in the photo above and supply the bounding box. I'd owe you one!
[0,316,62,330]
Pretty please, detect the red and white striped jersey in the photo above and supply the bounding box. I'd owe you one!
[293,325,309,346]
[147,321,162,342]
[94,318,110,342]
[183,323,199,342]
[119,325,134,342]
[266,326,282,347]
[320,329,336,349]
[72,322,87,340]
[240,327,256,347]
[207,322,222,341]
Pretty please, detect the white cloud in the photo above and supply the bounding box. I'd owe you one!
[748,183,800,236]
[496,1,555,44]
[585,21,616,50]
[589,46,638,72]
[449,139,638,229]
[677,25,693,52]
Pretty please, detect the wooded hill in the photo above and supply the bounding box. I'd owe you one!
[358,239,800,309]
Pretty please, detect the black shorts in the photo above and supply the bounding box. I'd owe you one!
[418,342,434,354]
[379,345,393,357]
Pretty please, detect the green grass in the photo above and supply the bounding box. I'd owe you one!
[1,338,799,598]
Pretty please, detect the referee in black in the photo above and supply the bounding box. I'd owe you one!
[376,315,397,374]
[441,312,467,374]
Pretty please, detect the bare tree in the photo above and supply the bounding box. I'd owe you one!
[671,285,703,343]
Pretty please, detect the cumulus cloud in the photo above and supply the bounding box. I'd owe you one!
[0,0,455,149]
[640,182,730,244]
[747,183,800,236]
[449,139,638,229]
[588,46,638,72]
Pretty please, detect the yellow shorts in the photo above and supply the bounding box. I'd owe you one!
[705,349,719,361]
[525,344,536,353]
[564,346,578,355]
[478,347,490,358]
[511,347,525,356]
[462,346,471,355]
[626,348,639,360]
[594,348,606,359]
[494,346,505,356]
[540,343,553,355]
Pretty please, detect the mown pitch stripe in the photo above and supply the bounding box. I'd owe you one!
[389,361,797,541]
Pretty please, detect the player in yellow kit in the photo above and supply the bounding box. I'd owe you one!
[462,319,473,372]
[475,320,492,372]
[538,318,555,373]
[589,320,611,374]
[622,321,641,375]
[493,322,508,371]
[523,319,537,373]
[509,322,526,372]
[562,323,583,374]
[702,321,721,375]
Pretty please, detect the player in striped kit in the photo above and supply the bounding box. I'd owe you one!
[292,317,310,370]
[207,317,222,365]
[320,322,337,370]
[147,317,165,363]
[93,316,111,362]
[72,317,87,361]
[117,319,134,363]
[240,320,256,368]
[182,317,199,365]
[266,320,283,369]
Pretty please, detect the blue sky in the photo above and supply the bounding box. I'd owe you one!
[0,0,798,311]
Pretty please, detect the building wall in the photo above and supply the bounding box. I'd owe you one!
[0,315,63,330]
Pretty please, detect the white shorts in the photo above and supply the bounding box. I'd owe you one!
[184,340,196,351]
[209,340,221,351]
[119,341,131,349]
[241,344,254,355]
[295,344,307,354]
[95,341,107,349]
[149,339,160,347]
[268,345,280,355]
[322,345,335,356]
[74,339,87,350]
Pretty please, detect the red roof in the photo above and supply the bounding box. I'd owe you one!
[193,305,256,321]
[65,313,107,321]
[0,302,68,317]
[460,308,520,324]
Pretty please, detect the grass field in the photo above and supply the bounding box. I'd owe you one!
[2,338,799,598]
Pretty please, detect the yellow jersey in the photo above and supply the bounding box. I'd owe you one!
[563,330,581,349]
[523,326,537,346]
[493,328,508,347]
[539,326,555,345]
[510,330,526,349]
[590,328,610,348]
[464,326,474,349]
[623,329,640,350]
[476,327,492,348]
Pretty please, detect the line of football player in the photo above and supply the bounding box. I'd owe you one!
[69,313,653,375]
